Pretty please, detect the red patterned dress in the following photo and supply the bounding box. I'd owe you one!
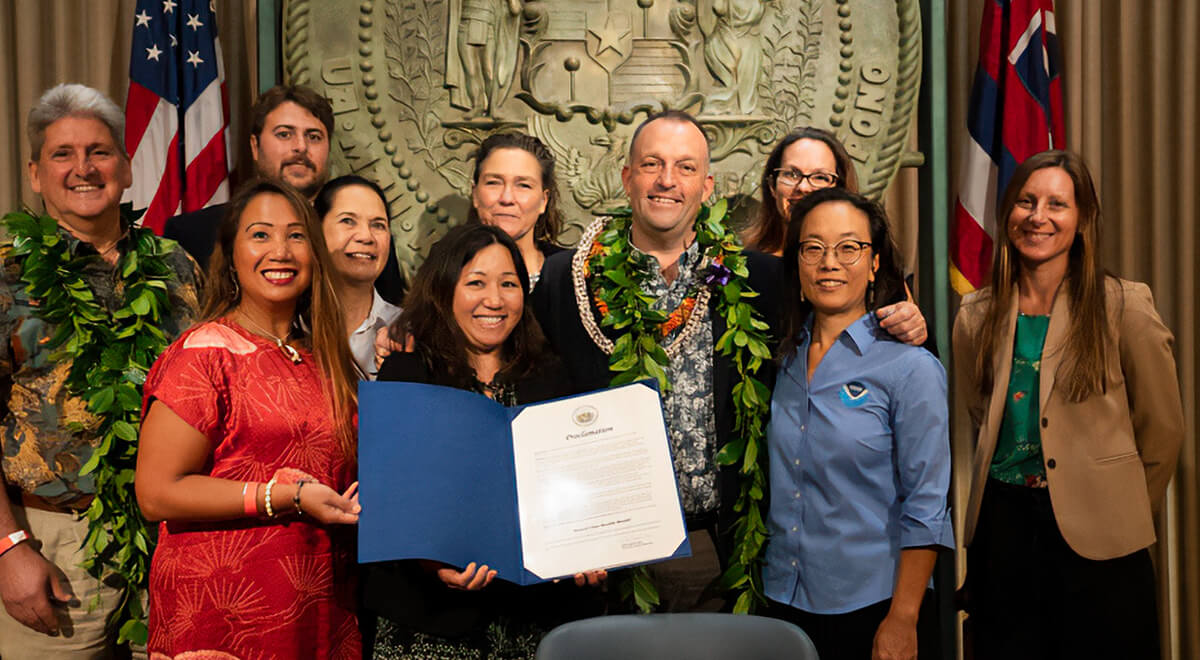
[141,318,360,659]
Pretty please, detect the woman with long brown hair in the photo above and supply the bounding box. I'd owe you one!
[742,126,858,256]
[136,179,363,656]
[953,150,1183,659]
[743,126,929,345]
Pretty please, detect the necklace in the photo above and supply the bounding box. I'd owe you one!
[237,312,302,364]
[570,201,773,613]
[571,217,712,361]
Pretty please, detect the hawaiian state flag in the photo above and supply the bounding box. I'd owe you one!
[951,0,1064,294]
[124,0,231,234]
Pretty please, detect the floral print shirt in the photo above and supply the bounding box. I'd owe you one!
[628,240,718,516]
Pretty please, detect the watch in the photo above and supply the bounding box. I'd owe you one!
[0,530,28,558]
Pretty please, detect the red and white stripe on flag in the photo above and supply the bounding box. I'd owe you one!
[124,0,231,234]
[951,0,1065,294]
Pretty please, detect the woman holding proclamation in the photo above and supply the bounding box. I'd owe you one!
[364,223,602,659]
[953,150,1182,660]
[135,180,363,657]
[764,188,953,660]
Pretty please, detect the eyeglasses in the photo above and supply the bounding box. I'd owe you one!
[797,239,872,265]
[774,168,839,189]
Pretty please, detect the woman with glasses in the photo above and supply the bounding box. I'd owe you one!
[745,126,929,347]
[743,126,857,256]
[764,187,953,660]
[953,150,1182,660]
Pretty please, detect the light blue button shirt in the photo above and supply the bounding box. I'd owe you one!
[763,313,954,614]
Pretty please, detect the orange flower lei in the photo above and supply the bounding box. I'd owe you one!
[583,237,722,338]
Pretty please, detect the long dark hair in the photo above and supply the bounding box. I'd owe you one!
[468,133,563,247]
[746,127,858,254]
[777,188,906,360]
[203,179,358,458]
[974,149,1109,402]
[390,223,549,388]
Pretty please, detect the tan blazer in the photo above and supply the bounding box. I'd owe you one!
[953,278,1183,560]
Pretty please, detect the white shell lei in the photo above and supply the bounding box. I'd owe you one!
[571,216,713,360]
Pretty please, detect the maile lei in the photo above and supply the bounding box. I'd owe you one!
[3,208,176,644]
[571,199,773,613]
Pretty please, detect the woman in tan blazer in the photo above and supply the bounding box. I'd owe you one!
[952,150,1183,660]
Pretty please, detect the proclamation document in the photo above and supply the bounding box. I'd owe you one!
[511,384,687,580]
[357,380,689,584]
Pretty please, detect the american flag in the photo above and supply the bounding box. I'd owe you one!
[124,0,231,234]
[950,0,1065,294]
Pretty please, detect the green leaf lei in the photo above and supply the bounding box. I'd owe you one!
[575,199,773,613]
[3,209,176,644]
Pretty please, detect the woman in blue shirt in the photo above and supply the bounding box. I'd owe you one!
[764,188,953,660]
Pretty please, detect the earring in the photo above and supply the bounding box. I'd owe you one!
[229,267,240,300]
[866,280,875,308]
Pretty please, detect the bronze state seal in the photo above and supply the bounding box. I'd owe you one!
[284,0,922,278]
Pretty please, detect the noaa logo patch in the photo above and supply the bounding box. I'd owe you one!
[839,382,869,407]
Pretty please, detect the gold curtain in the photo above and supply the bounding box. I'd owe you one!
[948,2,1200,658]
[0,0,258,214]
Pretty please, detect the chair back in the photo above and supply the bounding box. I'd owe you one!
[535,613,819,660]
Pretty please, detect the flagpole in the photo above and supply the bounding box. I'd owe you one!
[918,1,954,659]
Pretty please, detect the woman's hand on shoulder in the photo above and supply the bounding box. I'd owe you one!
[435,561,497,591]
[298,481,361,525]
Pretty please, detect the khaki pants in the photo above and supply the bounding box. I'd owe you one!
[0,505,132,659]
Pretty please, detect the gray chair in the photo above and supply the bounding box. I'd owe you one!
[535,613,820,660]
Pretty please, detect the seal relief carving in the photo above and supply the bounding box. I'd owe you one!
[284,0,922,278]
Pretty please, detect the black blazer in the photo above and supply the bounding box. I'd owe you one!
[163,202,227,270]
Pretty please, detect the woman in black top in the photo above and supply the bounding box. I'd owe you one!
[468,132,567,291]
[365,223,603,659]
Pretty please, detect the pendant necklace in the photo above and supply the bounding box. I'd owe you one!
[237,312,302,364]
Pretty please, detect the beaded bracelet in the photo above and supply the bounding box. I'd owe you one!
[264,477,278,518]
[293,480,307,516]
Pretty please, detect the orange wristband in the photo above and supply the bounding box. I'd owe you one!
[242,482,258,517]
[0,530,28,558]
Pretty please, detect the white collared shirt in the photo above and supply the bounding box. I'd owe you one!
[349,290,402,379]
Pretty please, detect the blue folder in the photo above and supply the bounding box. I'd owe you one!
[357,380,691,585]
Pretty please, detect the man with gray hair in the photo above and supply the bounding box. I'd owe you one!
[0,83,200,655]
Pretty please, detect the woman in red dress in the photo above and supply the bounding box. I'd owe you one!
[136,180,362,658]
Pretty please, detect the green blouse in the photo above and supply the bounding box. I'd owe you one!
[990,314,1050,487]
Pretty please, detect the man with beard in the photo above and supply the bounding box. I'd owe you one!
[163,85,332,269]
[164,85,405,301]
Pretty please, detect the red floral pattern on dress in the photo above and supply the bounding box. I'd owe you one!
[142,318,360,659]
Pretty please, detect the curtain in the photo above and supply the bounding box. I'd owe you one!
[0,0,257,215]
[948,2,1200,658]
